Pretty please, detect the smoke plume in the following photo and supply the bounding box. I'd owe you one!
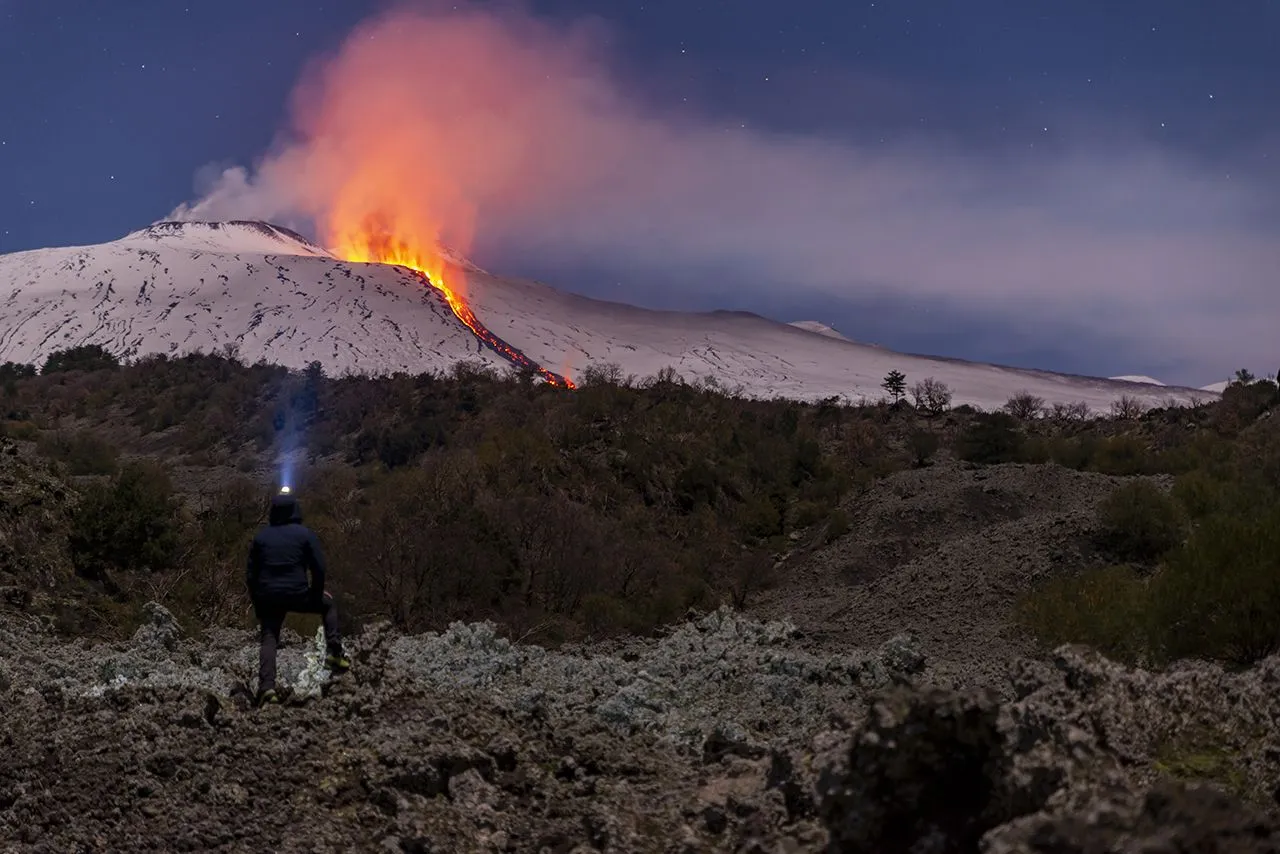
[168,1,1279,380]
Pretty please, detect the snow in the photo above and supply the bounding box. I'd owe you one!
[1200,380,1232,394]
[1108,375,1166,386]
[121,221,333,258]
[788,321,854,342]
[461,272,1212,412]
[0,221,1217,413]
[0,225,505,374]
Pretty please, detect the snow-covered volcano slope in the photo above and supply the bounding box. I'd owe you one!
[0,222,509,374]
[461,271,1212,410]
[0,221,1212,411]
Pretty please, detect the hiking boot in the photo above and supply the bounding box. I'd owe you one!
[258,688,280,706]
[325,652,351,674]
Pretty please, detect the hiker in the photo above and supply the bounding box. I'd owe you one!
[246,489,349,704]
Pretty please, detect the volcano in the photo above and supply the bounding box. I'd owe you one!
[0,221,1213,411]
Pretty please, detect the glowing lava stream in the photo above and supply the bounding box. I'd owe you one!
[335,234,575,388]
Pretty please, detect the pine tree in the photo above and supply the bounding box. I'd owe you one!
[881,370,906,405]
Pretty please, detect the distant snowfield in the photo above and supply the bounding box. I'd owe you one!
[1108,375,1166,386]
[0,221,1215,412]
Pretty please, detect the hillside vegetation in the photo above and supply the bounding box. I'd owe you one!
[2,345,1278,668]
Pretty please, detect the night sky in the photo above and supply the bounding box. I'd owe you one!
[1,1,1276,384]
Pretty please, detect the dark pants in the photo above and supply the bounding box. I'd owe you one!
[255,591,342,693]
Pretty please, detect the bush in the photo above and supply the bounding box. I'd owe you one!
[1110,395,1145,420]
[36,430,119,475]
[956,413,1023,464]
[1015,564,1148,663]
[69,462,181,583]
[824,508,852,543]
[1170,469,1223,519]
[1090,435,1153,476]
[42,345,120,374]
[1048,401,1091,422]
[1003,392,1045,420]
[907,429,940,467]
[1146,506,1280,666]
[910,377,952,416]
[0,362,36,382]
[1046,436,1095,470]
[1094,481,1184,563]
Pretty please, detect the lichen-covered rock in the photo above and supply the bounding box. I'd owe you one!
[5,599,1280,852]
[388,606,926,753]
[130,601,183,652]
[984,780,1280,853]
[815,687,1023,853]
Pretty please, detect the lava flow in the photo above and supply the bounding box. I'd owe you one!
[335,225,575,388]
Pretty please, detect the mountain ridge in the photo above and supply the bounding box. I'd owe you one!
[0,220,1215,411]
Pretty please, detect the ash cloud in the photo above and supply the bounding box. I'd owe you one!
[167,2,1279,383]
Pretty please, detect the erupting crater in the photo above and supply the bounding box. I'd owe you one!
[334,222,575,388]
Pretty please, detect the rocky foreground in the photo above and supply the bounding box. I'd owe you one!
[3,604,1280,852]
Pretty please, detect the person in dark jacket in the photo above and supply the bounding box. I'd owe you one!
[247,490,349,704]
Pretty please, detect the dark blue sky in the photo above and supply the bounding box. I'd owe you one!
[1,1,1276,383]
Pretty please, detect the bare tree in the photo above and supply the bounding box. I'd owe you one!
[911,377,953,416]
[580,361,626,387]
[1049,401,1091,422]
[1110,395,1146,420]
[1004,392,1046,420]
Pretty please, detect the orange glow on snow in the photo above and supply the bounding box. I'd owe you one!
[334,215,478,336]
[331,213,575,388]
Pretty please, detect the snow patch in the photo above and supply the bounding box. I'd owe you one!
[788,320,853,342]
[123,220,334,257]
[1108,375,1166,386]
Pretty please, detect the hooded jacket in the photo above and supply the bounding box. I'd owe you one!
[246,494,327,600]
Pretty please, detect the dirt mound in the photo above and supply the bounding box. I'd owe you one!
[752,459,1168,689]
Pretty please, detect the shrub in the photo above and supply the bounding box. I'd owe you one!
[1047,435,1096,470]
[1216,380,1278,429]
[1003,392,1045,420]
[41,344,120,374]
[1110,395,1145,420]
[69,462,181,583]
[1094,481,1184,563]
[0,420,40,441]
[1090,435,1152,476]
[824,507,852,543]
[1015,564,1148,663]
[1048,401,1091,422]
[0,362,36,382]
[1170,469,1223,519]
[36,430,119,475]
[1146,506,1280,666]
[907,429,940,467]
[579,361,627,387]
[956,413,1023,464]
[910,377,952,416]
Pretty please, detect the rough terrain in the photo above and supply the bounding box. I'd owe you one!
[4,446,1280,852]
[4,599,1280,852]
[753,458,1163,691]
